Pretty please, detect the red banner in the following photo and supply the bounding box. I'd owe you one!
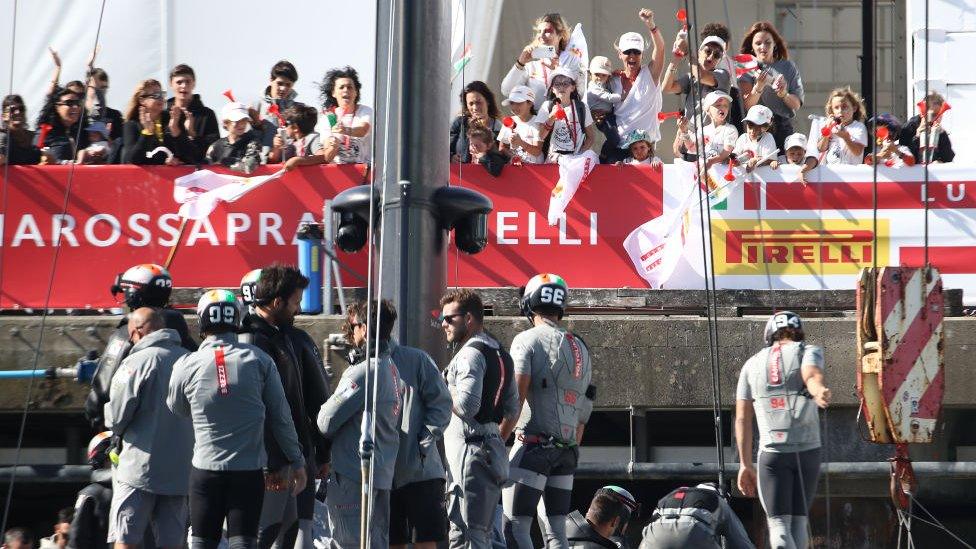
[0,164,665,309]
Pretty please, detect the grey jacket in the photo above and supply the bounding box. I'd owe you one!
[167,332,304,471]
[389,340,452,489]
[105,329,193,495]
[317,350,403,490]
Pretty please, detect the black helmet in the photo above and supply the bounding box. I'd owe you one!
[239,269,262,306]
[110,263,173,308]
[764,310,803,345]
[197,289,243,333]
[86,431,114,468]
[520,273,569,321]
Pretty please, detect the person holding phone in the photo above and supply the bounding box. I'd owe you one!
[501,13,584,110]
[738,21,805,152]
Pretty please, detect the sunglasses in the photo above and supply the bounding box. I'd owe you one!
[551,79,574,89]
[140,92,164,101]
[701,48,723,60]
[438,312,465,323]
[623,49,642,56]
[4,106,24,114]
[57,99,81,107]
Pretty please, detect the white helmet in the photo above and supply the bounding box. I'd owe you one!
[197,289,243,333]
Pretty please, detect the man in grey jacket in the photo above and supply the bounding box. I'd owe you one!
[439,289,520,549]
[104,307,193,549]
[317,301,403,549]
[168,289,307,549]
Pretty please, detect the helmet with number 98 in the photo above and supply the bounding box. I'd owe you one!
[197,289,244,334]
[239,269,263,306]
[110,263,173,309]
[764,310,803,345]
[520,273,569,321]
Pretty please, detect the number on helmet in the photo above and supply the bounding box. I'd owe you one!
[540,286,565,305]
[208,304,238,325]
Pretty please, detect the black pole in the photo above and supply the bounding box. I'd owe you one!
[862,0,875,116]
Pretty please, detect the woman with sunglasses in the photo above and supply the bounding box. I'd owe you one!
[121,79,191,165]
[500,13,584,110]
[1,95,48,165]
[738,21,805,151]
[34,86,89,163]
[662,35,731,122]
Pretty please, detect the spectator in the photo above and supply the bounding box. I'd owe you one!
[663,35,731,124]
[866,113,915,168]
[467,124,508,176]
[83,68,123,138]
[782,133,807,165]
[538,67,595,162]
[1,95,45,165]
[450,81,502,163]
[38,509,73,549]
[586,56,623,160]
[501,13,585,109]
[34,86,89,163]
[271,102,332,171]
[900,91,954,164]
[318,66,372,164]
[167,64,220,164]
[738,21,805,151]
[621,129,658,166]
[813,86,867,166]
[75,121,111,164]
[254,60,300,157]
[733,105,778,171]
[44,46,97,100]
[700,22,745,132]
[68,432,114,549]
[104,307,193,549]
[605,8,666,164]
[206,102,262,174]
[498,85,544,164]
[678,90,737,170]
[2,529,33,549]
[121,79,190,165]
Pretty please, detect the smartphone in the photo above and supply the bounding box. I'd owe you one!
[532,45,557,59]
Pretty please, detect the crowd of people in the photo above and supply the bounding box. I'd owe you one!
[0,9,955,177]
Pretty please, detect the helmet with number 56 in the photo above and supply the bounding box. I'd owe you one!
[197,289,244,334]
[520,273,569,321]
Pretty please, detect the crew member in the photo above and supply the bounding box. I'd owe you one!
[735,311,831,549]
[168,289,307,549]
[639,483,754,548]
[566,486,640,549]
[85,263,197,431]
[440,289,520,549]
[68,433,114,549]
[501,274,595,549]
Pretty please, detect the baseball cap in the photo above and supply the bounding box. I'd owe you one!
[220,101,250,123]
[700,36,727,51]
[743,105,773,126]
[590,56,612,76]
[617,32,645,53]
[702,90,732,110]
[85,120,111,139]
[502,85,536,106]
[784,133,807,151]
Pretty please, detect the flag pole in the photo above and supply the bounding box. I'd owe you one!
[163,217,189,270]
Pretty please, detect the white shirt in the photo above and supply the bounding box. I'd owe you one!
[823,120,867,166]
[537,100,593,155]
[687,123,738,158]
[610,65,663,146]
[500,53,585,110]
[318,104,373,164]
[498,117,544,164]
[733,132,777,161]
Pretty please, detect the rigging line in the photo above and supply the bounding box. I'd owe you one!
[0,0,17,303]
[922,0,930,267]
[684,0,726,488]
[0,0,107,536]
[452,0,466,290]
[871,0,879,271]
[904,495,976,549]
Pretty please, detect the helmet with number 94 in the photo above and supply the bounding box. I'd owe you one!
[239,269,262,306]
[110,263,173,309]
[763,310,803,345]
[520,273,569,321]
[197,289,244,334]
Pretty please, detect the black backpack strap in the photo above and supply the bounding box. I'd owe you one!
[468,340,514,424]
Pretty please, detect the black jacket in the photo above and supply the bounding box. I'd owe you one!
[67,482,111,549]
[0,129,42,164]
[239,313,331,470]
[120,112,194,165]
[899,115,955,163]
[84,308,197,431]
[166,94,220,164]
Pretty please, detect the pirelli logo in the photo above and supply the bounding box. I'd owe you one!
[714,219,889,275]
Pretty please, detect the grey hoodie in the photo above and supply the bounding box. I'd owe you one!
[389,340,452,489]
[317,351,403,489]
[104,328,193,495]
[167,332,304,471]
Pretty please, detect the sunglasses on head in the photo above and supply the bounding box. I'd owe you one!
[57,99,81,107]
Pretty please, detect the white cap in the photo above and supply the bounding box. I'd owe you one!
[743,104,773,126]
[502,85,536,106]
[549,67,577,86]
[590,56,612,76]
[617,32,645,53]
[784,133,807,151]
[702,90,732,110]
[220,102,250,122]
[700,35,727,51]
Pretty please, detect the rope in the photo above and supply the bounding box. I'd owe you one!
[452,0,467,290]
[0,0,17,303]
[922,0,930,267]
[0,0,107,536]
[904,495,975,548]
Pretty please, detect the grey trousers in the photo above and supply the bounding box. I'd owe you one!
[325,472,389,549]
[447,437,509,549]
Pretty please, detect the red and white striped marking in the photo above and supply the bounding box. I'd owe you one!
[878,267,945,443]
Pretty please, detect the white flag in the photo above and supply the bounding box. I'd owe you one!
[173,169,285,220]
[547,150,599,226]
[564,23,589,73]
[623,183,697,288]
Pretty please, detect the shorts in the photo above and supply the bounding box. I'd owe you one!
[389,479,448,544]
[108,481,188,546]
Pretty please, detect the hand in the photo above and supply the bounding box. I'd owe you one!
[165,155,182,166]
[880,140,897,158]
[677,115,688,133]
[48,46,61,68]
[284,156,301,171]
[291,466,308,496]
[672,35,687,57]
[638,8,655,29]
[317,463,330,480]
[168,105,183,137]
[333,120,346,135]
[451,153,461,163]
[650,156,663,171]
[272,133,285,150]
[834,127,850,141]
[753,70,769,93]
[265,466,290,491]
[738,465,757,497]
[509,133,523,148]
[772,74,786,92]
[796,169,809,185]
[518,45,534,66]
[247,107,263,128]
[747,158,758,171]
[770,160,779,170]
[184,110,196,138]
[139,107,154,133]
[811,385,832,408]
